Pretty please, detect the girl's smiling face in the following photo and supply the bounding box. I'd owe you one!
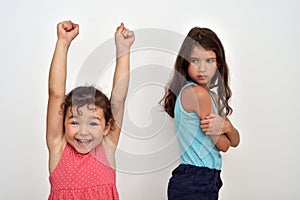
[188,45,218,88]
[64,104,110,154]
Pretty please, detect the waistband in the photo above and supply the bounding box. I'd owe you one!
[172,164,221,176]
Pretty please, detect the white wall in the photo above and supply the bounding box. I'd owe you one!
[0,0,299,199]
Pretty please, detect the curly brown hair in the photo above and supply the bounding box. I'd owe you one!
[62,86,115,130]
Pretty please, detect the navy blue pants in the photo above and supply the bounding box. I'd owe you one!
[167,164,223,200]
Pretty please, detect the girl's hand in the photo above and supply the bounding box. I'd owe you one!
[57,20,79,46]
[115,23,135,55]
[200,114,225,136]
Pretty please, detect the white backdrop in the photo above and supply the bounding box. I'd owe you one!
[0,0,299,199]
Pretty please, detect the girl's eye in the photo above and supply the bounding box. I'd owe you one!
[70,121,79,125]
[90,122,99,126]
[207,58,216,63]
[190,58,198,63]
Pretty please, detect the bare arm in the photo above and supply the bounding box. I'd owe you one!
[107,23,135,146]
[200,114,240,147]
[181,85,230,152]
[209,135,230,152]
[46,21,79,153]
[222,117,240,147]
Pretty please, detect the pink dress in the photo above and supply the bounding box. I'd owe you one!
[48,144,119,200]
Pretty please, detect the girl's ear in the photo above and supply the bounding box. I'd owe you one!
[103,119,113,136]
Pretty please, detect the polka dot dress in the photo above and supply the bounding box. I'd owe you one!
[48,144,119,200]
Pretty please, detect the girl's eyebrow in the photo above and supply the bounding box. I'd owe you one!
[189,57,216,59]
[68,116,102,120]
[89,116,101,121]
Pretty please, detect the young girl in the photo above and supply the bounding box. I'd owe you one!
[46,20,134,199]
[161,27,240,199]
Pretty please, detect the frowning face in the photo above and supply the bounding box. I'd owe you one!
[188,45,218,88]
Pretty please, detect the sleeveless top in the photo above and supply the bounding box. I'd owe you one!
[48,144,119,200]
[174,81,222,170]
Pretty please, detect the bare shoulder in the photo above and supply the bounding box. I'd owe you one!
[181,85,213,119]
[192,85,211,99]
[181,85,211,113]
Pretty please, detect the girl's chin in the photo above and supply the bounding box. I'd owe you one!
[75,146,91,154]
[78,150,90,154]
[73,142,93,154]
[68,139,102,154]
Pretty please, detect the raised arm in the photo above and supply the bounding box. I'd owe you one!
[108,23,135,146]
[46,21,79,152]
[181,85,231,152]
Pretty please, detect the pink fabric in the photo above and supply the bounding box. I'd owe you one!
[49,144,119,200]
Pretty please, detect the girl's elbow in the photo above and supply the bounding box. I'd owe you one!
[231,136,240,148]
[220,145,230,152]
[215,137,230,152]
[231,141,240,148]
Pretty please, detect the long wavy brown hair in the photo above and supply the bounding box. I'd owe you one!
[161,27,232,118]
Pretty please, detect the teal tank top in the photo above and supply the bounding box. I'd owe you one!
[174,81,222,170]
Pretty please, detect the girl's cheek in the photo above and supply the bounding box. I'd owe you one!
[65,126,77,134]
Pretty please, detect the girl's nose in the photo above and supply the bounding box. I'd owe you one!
[194,61,206,72]
[78,125,89,134]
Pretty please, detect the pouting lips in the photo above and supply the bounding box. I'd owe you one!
[197,75,206,80]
